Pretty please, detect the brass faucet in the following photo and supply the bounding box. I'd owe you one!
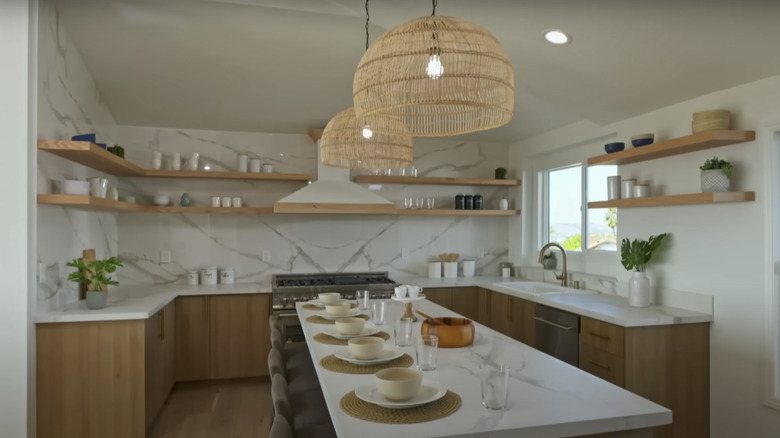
[538,242,568,287]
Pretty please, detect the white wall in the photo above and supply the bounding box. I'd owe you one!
[511,75,780,436]
[0,1,33,437]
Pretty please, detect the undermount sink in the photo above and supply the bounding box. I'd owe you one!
[492,281,595,297]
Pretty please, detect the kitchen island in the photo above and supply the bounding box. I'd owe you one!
[297,299,671,438]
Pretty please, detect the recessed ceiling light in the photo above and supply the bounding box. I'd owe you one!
[544,29,571,45]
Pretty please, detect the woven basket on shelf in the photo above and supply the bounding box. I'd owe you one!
[353,16,514,137]
[692,109,731,133]
[320,107,414,170]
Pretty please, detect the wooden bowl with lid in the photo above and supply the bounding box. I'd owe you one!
[420,317,475,348]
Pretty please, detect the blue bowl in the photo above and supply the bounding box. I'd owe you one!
[604,142,625,154]
[71,133,96,143]
[631,138,654,147]
[95,143,107,149]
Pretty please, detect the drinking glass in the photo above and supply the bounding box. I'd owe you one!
[404,197,413,209]
[355,290,370,311]
[426,197,435,209]
[480,362,510,410]
[394,318,414,347]
[415,197,424,209]
[372,301,386,325]
[415,335,438,370]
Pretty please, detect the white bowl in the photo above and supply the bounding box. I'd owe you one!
[348,336,384,360]
[335,317,365,335]
[153,195,170,206]
[62,179,90,195]
[325,302,350,316]
[375,368,423,401]
[318,292,341,304]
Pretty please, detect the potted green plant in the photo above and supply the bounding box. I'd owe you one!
[542,251,557,270]
[620,233,667,307]
[66,256,123,309]
[699,156,732,192]
[494,167,507,179]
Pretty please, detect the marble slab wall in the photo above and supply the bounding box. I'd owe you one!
[36,0,119,313]
[115,126,513,284]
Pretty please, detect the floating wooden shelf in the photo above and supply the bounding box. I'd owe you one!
[354,175,520,186]
[38,140,312,182]
[587,191,755,209]
[397,209,520,216]
[37,195,274,213]
[587,130,755,166]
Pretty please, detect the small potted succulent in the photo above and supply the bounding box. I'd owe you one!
[494,167,507,179]
[542,251,557,270]
[620,233,668,307]
[699,156,732,192]
[66,256,123,309]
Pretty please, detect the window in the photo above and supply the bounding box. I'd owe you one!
[542,163,617,252]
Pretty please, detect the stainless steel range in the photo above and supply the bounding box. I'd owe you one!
[271,271,397,342]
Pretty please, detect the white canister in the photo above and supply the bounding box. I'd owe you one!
[220,196,232,208]
[210,196,221,208]
[633,184,650,198]
[607,175,621,200]
[462,260,476,277]
[621,179,636,199]
[188,152,200,171]
[151,151,162,170]
[428,262,442,278]
[443,262,458,278]
[250,158,262,173]
[502,267,511,278]
[237,154,248,172]
[262,163,274,173]
[232,196,242,207]
[187,270,199,285]
[219,268,235,284]
[202,267,218,285]
[171,152,181,170]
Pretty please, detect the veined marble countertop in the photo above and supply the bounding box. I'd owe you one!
[35,283,271,323]
[298,299,671,438]
[395,276,714,327]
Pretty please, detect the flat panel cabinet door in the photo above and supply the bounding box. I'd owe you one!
[425,287,453,310]
[175,296,211,381]
[489,291,510,335]
[451,287,478,320]
[145,308,166,430]
[507,297,535,347]
[161,301,176,396]
[209,294,271,379]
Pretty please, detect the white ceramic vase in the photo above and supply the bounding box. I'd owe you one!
[85,290,107,310]
[700,169,730,192]
[443,262,458,278]
[628,271,651,307]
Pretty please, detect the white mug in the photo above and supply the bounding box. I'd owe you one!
[406,285,423,297]
[394,285,408,298]
[262,163,274,173]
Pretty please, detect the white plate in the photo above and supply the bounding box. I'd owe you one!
[334,348,403,365]
[322,326,381,340]
[390,294,426,302]
[354,382,447,409]
[308,298,349,308]
[315,309,365,320]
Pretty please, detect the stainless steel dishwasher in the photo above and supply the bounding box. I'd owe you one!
[534,304,580,367]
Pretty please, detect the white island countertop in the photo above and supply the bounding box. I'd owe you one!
[298,299,671,438]
[35,283,271,323]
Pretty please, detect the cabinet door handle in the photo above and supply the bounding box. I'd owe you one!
[160,308,165,340]
[587,359,610,371]
[587,331,611,341]
[533,316,574,331]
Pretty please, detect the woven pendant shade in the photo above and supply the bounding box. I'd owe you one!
[353,15,515,137]
[320,107,414,169]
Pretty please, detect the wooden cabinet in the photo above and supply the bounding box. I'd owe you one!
[489,290,511,335]
[507,296,535,347]
[37,308,174,438]
[424,287,453,310]
[145,301,176,429]
[579,316,710,438]
[175,294,271,381]
[477,287,491,326]
[451,286,478,320]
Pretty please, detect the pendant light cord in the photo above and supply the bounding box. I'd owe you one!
[365,0,370,51]
[431,0,437,16]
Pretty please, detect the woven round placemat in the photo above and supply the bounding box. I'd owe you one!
[314,331,391,346]
[320,353,413,374]
[340,390,461,423]
[306,314,369,325]
[302,303,357,311]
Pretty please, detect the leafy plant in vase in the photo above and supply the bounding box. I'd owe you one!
[620,233,667,307]
[66,256,123,309]
[699,156,732,192]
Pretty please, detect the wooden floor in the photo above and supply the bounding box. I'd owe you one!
[148,378,272,438]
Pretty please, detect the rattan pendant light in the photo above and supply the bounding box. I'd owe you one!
[353,0,515,137]
[320,0,413,169]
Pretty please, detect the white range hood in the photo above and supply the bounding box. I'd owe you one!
[273,140,397,214]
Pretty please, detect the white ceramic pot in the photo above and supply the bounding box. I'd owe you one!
[85,290,107,309]
[700,169,730,192]
[462,260,475,277]
[443,262,458,278]
[428,262,442,278]
[628,271,651,307]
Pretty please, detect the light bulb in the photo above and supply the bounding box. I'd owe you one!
[427,53,443,79]
[361,125,373,139]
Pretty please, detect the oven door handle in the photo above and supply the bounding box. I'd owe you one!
[276,311,299,318]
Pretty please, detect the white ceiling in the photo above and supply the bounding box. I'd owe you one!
[51,0,780,143]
